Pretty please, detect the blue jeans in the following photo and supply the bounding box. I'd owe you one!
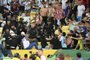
[26,42,38,49]
[77,16,82,22]
[0,44,2,50]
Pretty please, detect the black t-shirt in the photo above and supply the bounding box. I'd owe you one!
[50,37,61,49]
[0,6,4,13]
[2,24,11,34]
[29,27,38,39]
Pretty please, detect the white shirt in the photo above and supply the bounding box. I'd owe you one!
[41,55,46,60]
[77,5,85,16]
[77,58,83,60]
[5,5,11,11]
[3,0,11,4]
[59,36,67,48]
[23,1,31,10]
[61,0,67,9]
[0,38,5,44]
[22,37,30,49]
[23,16,30,26]
[3,0,7,4]
[38,1,43,8]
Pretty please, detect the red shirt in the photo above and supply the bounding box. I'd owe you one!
[78,0,89,5]
[55,9,64,20]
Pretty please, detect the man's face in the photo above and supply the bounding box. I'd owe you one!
[78,1,82,5]
[7,21,10,25]
[37,50,42,56]
[31,23,36,28]
[6,29,9,33]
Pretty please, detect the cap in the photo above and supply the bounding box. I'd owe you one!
[21,32,26,36]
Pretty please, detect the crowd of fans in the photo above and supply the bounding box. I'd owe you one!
[1,49,90,60]
[0,0,90,50]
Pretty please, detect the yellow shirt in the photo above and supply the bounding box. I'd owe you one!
[36,56,40,60]
[62,26,70,34]
[12,57,20,60]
